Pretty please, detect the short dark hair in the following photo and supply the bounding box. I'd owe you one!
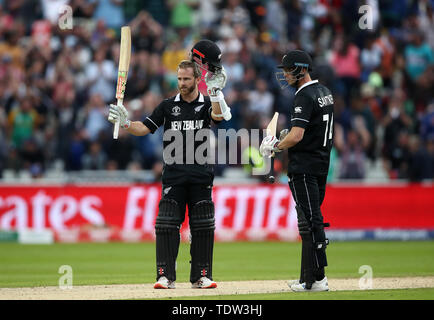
[178,60,201,78]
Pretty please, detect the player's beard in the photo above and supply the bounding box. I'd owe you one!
[179,83,196,95]
[285,74,297,88]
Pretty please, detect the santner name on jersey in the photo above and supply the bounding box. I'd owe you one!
[317,94,334,107]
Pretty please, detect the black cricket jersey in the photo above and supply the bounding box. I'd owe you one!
[287,80,334,176]
[143,92,221,185]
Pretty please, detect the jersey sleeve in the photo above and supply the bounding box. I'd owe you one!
[290,93,313,129]
[142,100,165,133]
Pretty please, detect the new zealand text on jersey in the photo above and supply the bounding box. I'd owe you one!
[171,120,204,131]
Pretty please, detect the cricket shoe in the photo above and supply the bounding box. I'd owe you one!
[192,277,217,289]
[287,279,301,287]
[290,277,329,292]
[154,276,175,289]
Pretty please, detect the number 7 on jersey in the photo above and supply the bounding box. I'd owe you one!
[322,113,333,147]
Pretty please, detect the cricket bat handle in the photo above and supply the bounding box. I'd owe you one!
[113,99,123,139]
[268,156,275,184]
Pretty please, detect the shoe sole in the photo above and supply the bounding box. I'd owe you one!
[290,285,329,292]
[287,280,300,287]
[154,283,175,289]
[192,283,217,289]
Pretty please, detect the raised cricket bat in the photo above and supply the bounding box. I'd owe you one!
[113,26,131,139]
[266,112,279,183]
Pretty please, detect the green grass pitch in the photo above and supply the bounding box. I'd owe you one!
[0,241,433,299]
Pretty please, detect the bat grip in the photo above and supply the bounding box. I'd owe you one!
[113,122,120,139]
[268,156,275,184]
[113,98,123,139]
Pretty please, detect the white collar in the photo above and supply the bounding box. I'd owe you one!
[295,80,318,95]
[174,92,204,102]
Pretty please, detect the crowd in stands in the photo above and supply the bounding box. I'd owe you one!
[0,0,433,182]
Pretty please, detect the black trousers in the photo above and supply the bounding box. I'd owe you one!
[157,182,214,282]
[288,173,327,228]
[161,183,213,221]
[288,173,328,279]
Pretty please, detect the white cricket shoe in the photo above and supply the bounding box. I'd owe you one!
[287,279,301,287]
[154,276,175,289]
[290,277,329,292]
[192,277,217,289]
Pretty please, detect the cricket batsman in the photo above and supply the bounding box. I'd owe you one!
[108,40,230,289]
[260,50,333,292]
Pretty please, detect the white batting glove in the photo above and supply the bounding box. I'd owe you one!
[259,135,282,158]
[205,66,227,96]
[108,104,131,129]
[279,129,289,141]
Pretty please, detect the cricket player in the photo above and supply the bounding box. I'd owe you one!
[108,41,230,289]
[260,50,333,292]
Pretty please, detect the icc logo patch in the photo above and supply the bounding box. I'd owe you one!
[171,106,181,116]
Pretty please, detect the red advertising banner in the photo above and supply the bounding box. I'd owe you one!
[0,184,433,242]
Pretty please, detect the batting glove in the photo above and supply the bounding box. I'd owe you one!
[205,66,227,96]
[279,129,289,141]
[260,135,282,158]
[108,104,131,129]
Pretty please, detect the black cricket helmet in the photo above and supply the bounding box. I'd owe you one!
[190,39,222,75]
[276,50,313,89]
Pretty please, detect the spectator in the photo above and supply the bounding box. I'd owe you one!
[40,0,68,25]
[386,130,412,179]
[167,0,195,29]
[419,0,434,49]
[7,96,39,149]
[335,117,371,180]
[360,34,383,82]
[70,0,96,19]
[382,94,414,167]
[247,78,274,119]
[349,92,376,160]
[221,42,244,91]
[78,93,109,142]
[420,102,434,142]
[404,31,434,83]
[19,138,45,176]
[66,131,86,171]
[92,0,125,30]
[162,38,188,74]
[329,34,361,104]
[130,11,164,53]
[265,0,287,42]
[82,142,108,170]
[407,134,433,181]
[220,0,251,28]
[85,47,116,103]
[0,30,24,70]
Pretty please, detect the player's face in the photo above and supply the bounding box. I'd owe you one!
[177,67,198,95]
[283,67,297,86]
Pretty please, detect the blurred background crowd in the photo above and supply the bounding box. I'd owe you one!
[0,0,433,183]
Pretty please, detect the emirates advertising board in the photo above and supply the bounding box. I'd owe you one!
[0,184,433,242]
